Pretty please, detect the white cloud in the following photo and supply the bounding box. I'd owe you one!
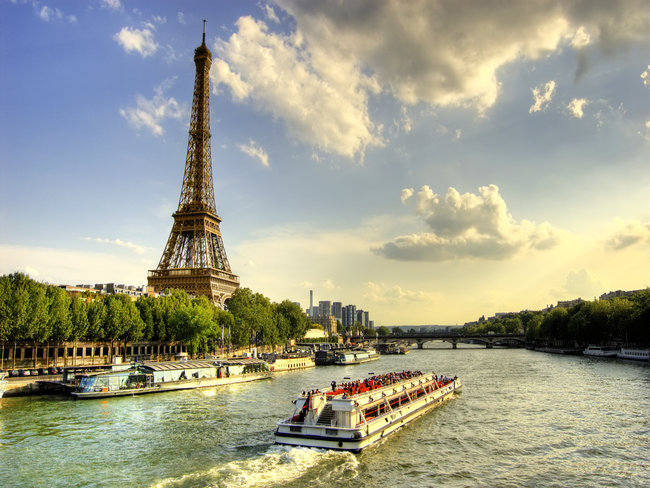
[177,12,186,25]
[605,219,650,250]
[529,80,557,113]
[563,269,601,298]
[570,26,591,48]
[277,0,650,112]
[210,2,650,159]
[642,65,650,87]
[211,16,382,160]
[114,26,158,57]
[375,184,561,262]
[364,281,441,304]
[39,6,59,21]
[38,5,74,22]
[264,5,280,23]
[567,98,588,118]
[238,139,270,167]
[82,237,150,255]
[400,188,414,204]
[102,0,122,10]
[321,279,335,291]
[119,78,186,136]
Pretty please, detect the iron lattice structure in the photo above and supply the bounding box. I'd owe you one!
[148,25,239,306]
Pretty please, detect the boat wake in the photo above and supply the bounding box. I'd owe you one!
[150,445,359,488]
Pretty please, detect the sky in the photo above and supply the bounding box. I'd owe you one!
[1,0,649,326]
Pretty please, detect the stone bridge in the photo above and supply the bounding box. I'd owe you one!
[364,332,526,349]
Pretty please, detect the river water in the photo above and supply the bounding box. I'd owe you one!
[1,346,648,488]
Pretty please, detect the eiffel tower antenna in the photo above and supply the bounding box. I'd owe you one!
[148,22,240,306]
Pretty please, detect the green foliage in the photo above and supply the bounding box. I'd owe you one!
[377,326,390,336]
[468,289,650,346]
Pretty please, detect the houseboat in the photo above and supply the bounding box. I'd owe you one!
[275,370,461,452]
[71,358,270,399]
[333,347,380,365]
[377,343,410,355]
[617,348,650,361]
[263,351,315,372]
[583,345,618,357]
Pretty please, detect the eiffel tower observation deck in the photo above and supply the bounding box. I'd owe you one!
[148,22,240,306]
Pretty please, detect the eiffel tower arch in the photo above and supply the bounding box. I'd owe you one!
[148,22,240,306]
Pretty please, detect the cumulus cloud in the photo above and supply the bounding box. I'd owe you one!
[400,188,414,204]
[567,98,588,118]
[209,1,650,159]
[177,12,186,25]
[375,184,560,262]
[238,139,270,167]
[529,80,557,113]
[119,79,186,136]
[114,26,158,57]
[605,219,650,250]
[277,0,649,110]
[211,16,382,160]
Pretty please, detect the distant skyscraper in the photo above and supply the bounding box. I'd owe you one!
[309,290,313,317]
[342,305,357,328]
[318,301,331,318]
[332,302,342,321]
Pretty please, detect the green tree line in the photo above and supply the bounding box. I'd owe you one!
[0,273,312,363]
[463,290,650,346]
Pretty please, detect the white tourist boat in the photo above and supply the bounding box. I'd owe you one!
[583,345,618,357]
[333,347,380,365]
[71,358,270,399]
[617,348,650,361]
[275,370,461,452]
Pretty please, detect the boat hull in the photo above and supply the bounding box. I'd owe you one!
[275,377,461,452]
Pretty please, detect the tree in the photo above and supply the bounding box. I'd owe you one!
[539,307,569,343]
[8,273,31,369]
[273,300,310,341]
[0,275,11,370]
[377,326,390,336]
[47,286,72,366]
[102,294,128,362]
[120,295,145,360]
[28,282,49,367]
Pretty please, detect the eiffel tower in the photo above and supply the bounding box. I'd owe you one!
[148,22,239,306]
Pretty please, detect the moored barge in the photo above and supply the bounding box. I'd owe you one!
[71,358,270,399]
[275,370,461,452]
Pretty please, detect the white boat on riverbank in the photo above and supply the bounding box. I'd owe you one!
[275,370,461,452]
[583,346,618,357]
[71,359,270,399]
[0,372,7,399]
[333,347,380,365]
[617,348,650,361]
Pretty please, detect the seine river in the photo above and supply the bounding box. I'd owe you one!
[1,347,648,487]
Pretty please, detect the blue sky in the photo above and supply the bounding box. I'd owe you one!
[1,0,649,325]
